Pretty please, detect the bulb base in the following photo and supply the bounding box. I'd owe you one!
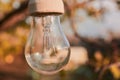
[28,0,64,16]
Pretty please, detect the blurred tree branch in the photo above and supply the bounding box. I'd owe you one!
[0,1,28,31]
[64,0,87,43]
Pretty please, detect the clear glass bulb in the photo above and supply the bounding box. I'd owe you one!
[25,15,70,75]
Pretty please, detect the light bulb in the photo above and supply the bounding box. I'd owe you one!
[25,15,70,75]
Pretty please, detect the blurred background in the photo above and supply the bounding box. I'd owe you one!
[0,0,120,80]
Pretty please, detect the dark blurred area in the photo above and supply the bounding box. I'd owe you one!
[0,0,120,80]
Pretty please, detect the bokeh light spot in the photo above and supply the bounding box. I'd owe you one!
[5,54,14,64]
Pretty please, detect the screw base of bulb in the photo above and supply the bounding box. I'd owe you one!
[28,0,64,16]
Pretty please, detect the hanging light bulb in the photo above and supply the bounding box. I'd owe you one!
[25,0,71,75]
